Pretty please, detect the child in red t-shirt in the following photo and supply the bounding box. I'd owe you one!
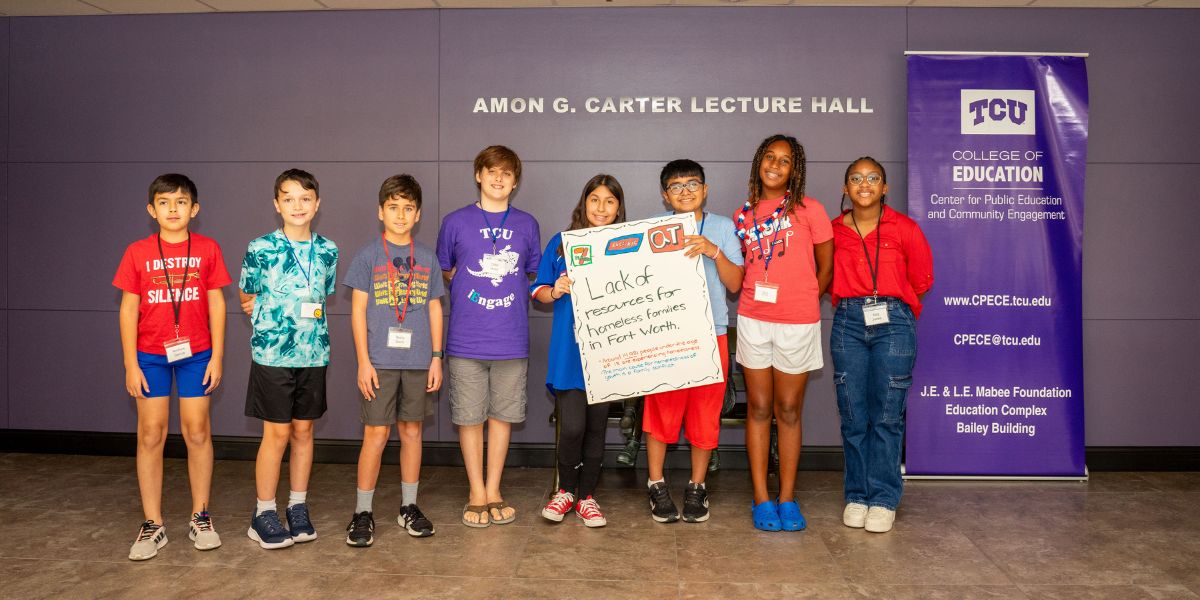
[733,135,833,532]
[112,174,232,561]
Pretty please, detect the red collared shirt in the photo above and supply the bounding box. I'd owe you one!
[830,206,934,318]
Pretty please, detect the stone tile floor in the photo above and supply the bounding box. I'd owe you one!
[1,453,1198,599]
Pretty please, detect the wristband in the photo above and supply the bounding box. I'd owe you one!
[709,246,721,260]
[431,351,444,359]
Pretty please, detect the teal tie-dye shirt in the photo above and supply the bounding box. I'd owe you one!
[239,230,339,368]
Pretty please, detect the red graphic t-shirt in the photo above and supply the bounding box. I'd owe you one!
[113,232,233,355]
[734,195,833,325]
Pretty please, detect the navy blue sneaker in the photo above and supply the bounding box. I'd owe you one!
[248,510,294,549]
[286,503,317,543]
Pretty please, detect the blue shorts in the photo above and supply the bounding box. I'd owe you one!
[137,349,213,398]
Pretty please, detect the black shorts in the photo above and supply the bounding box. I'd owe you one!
[245,362,328,423]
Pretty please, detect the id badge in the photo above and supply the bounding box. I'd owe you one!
[862,300,890,326]
[300,302,323,319]
[164,336,193,363]
[387,327,413,349]
[754,281,779,304]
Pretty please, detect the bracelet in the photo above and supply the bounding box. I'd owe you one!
[551,288,562,300]
[431,351,444,359]
[709,246,721,260]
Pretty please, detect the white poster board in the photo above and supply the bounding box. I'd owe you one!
[561,213,723,404]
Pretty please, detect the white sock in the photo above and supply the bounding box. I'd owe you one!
[648,478,665,489]
[288,490,307,508]
[255,498,276,516]
[689,480,705,489]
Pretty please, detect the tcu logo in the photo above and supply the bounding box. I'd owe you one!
[648,223,684,253]
[960,90,1035,135]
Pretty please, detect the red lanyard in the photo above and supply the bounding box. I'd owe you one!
[380,235,415,324]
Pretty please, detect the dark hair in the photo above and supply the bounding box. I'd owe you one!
[147,173,197,205]
[378,174,422,210]
[274,168,319,198]
[747,134,807,213]
[841,156,889,211]
[473,145,522,189]
[559,174,626,255]
[659,159,705,191]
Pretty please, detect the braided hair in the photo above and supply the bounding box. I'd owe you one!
[747,134,807,213]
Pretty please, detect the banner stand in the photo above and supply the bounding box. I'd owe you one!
[901,464,1089,482]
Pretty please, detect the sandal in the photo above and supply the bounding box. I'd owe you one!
[777,500,806,531]
[487,501,516,525]
[752,499,781,531]
[462,504,490,528]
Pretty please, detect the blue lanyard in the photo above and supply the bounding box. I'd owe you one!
[479,204,511,252]
[751,211,783,274]
[280,231,316,295]
[698,212,707,237]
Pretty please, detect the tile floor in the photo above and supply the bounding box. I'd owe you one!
[1,453,1198,599]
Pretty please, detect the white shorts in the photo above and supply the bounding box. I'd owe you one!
[735,315,824,374]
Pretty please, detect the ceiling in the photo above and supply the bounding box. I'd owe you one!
[0,0,1195,17]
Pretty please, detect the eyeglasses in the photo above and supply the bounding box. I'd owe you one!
[848,173,883,186]
[666,181,703,195]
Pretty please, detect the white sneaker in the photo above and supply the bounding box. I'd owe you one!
[843,503,868,528]
[189,510,222,550]
[864,506,895,533]
[129,521,167,561]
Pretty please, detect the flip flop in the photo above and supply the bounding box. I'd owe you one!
[487,501,516,525]
[462,504,490,528]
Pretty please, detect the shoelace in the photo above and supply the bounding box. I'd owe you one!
[258,510,287,535]
[576,498,602,518]
[650,484,672,505]
[287,505,311,528]
[684,486,705,506]
[137,520,161,541]
[352,512,373,531]
[192,511,214,532]
[405,505,430,526]
[547,490,574,513]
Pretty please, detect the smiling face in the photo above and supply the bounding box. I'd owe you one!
[843,159,889,211]
[146,188,199,235]
[379,194,420,239]
[273,179,320,228]
[475,165,517,204]
[584,185,620,227]
[758,139,794,197]
[661,175,708,216]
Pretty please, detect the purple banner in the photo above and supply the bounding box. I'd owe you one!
[906,54,1088,476]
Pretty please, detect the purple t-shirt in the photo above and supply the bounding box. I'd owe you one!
[436,203,541,360]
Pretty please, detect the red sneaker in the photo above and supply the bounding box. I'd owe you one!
[575,496,607,528]
[541,489,575,523]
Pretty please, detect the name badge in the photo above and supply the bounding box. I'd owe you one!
[863,300,890,326]
[754,281,779,304]
[164,336,193,363]
[300,302,323,319]
[387,327,413,349]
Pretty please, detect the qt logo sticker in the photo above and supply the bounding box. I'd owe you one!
[647,223,685,253]
[961,90,1035,135]
[570,245,593,267]
[604,234,643,256]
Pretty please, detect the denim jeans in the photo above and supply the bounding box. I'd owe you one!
[830,297,917,511]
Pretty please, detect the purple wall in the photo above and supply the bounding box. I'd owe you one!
[3,7,1198,446]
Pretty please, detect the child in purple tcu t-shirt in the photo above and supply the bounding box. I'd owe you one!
[436,145,541,528]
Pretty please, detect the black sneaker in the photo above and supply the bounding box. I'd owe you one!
[647,481,680,523]
[682,482,710,523]
[345,511,375,547]
[398,504,435,537]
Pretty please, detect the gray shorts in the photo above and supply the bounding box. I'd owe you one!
[360,369,433,426]
[447,357,528,426]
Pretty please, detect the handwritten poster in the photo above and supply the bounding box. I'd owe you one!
[562,214,722,404]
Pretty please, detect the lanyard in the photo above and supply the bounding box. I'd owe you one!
[156,233,191,336]
[743,196,787,276]
[381,235,415,324]
[479,204,511,253]
[850,204,885,297]
[698,212,707,237]
[280,231,316,296]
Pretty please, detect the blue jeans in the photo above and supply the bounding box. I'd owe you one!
[830,298,917,511]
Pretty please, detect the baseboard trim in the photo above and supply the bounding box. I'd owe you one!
[1,430,1196,471]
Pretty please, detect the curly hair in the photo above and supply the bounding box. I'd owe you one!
[747,134,807,213]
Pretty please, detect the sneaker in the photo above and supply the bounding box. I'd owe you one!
[843,503,868,528]
[681,482,710,523]
[128,520,167,561]
[575,496,607,528]
[865,506,896,533]
[285,503,317,542]
[345,511,375,547]
[541,489,575,523]
[248,510,294,549]
[189,510,222,550]
[647,481,679,523]
[398,504,435,538]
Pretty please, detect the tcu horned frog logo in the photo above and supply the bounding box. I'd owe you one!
[466,244,520,287]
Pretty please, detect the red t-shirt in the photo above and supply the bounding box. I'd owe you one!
[830,206,934,318]
[735,195,833,325]
[113,232,232,355]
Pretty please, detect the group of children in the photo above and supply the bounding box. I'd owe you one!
[114,137,933,561]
